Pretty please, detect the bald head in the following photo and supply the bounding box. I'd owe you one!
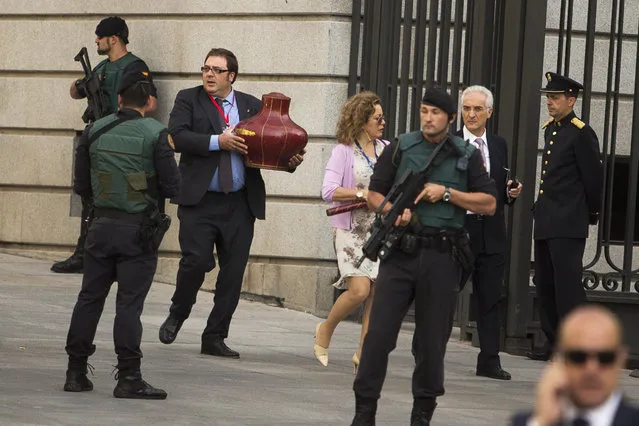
[556,305,627,409]
[558,305,623,349]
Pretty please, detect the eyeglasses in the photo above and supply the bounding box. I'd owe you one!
[563,349,618,367]
[371,115,385,124]
[201,66,229,75]
[462,106,488,113]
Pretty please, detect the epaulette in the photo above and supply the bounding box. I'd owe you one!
[571,117,586,129]
[541,118,553,129]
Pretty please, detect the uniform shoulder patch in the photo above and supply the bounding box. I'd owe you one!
[167,134,175,150]
[571,117,586,129]
[541,118,553,129]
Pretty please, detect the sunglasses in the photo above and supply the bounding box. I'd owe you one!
[563,349,618,367]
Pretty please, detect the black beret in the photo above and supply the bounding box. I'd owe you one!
[421,87,456,115]
[117,70,151,95]
[95,16,129,44]
[540,72,584,95]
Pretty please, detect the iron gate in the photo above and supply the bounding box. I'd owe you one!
[347,0,639,364]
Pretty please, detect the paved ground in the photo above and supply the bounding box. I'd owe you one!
[2,253,639,426]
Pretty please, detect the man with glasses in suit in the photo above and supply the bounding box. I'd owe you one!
[511,305,639,426]
[158,48,303,359]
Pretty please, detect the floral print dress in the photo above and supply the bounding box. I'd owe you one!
[332,142,384,289]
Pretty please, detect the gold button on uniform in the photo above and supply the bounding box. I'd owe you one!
[552,131,557,135]
[544,161,548,165]
[550,141,554,145]
[540,189,544,194]
[541,180,544,184]
[543,170,547,174]
[547,150,551,154]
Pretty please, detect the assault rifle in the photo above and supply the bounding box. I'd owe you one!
[74,47,107,123]
[355,136,464,267]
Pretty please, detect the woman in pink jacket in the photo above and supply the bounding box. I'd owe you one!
[315,91,389,372]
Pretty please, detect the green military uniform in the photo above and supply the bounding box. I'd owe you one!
[64,69,180,400]
[352,89,497,426]
[94,53,145,115]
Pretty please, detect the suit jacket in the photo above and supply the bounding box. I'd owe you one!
[456,130,512,255]
[510,399,639,426]
[168,86,266,219]
[533,111,603,240]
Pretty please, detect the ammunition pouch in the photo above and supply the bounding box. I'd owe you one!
[137,208,171,253]
[400,227,474,292]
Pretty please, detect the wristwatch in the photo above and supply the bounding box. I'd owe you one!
[356,190,365,200]
[442,187,451,203]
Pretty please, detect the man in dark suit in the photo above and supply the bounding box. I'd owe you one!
[511,305,639,426]
[457,85,522,380]
[158,48,303,358]
[527,73,603,362]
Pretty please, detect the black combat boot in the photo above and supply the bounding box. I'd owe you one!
[51,254,83,273]
[113,361,167,400]
[351,395,377,426]
[410,398,437,426]
[63,357,93,392]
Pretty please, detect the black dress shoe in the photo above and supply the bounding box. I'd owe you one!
[113,374,167,400]
[476,366,512,380]
[63,370,93,392]
[51,255,83,274]
[526,349,551,361]
[159,314,184,344]
[201,340,240,358]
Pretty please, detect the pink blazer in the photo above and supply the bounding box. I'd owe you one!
[321,139,389,230]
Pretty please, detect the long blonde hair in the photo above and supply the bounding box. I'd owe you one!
[335,91,381,144]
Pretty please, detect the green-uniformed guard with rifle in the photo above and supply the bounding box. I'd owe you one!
[63,69,179,399]
[52,16,159,274]
[351,87,497,425]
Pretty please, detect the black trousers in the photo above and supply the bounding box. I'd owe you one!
[353,246,460,400]
[72,196,94,258]
[472,252,506,369]
[65,217,158,363]
[533,238,587,348]
[170,190,255,343]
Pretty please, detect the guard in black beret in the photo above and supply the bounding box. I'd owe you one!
[421,87,457,115]
[63,48,180,399]
[95,16,129,44]
[350,84,497,424]
[54,17,159,276]
[117,70,151,95]
[527,71,603,362]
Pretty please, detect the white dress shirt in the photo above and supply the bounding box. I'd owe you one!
[463,126,490,215]
[463,126,490,174]
[527,391,622,426]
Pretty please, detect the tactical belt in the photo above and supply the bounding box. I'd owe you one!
[93,208,146,223]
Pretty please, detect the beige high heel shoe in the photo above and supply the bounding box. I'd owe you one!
[313,323,329,366]
[352,353,360,374]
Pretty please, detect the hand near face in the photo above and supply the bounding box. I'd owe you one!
[415,183,446,204]
[507,180,523,198]
[533,359,569,426]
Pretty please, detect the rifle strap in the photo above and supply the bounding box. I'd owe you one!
[88,116,134,146]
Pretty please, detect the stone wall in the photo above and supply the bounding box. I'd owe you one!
[0,1,353,315]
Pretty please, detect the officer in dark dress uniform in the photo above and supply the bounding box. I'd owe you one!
[527,72,603,361]
[63,70,180,399]
[351,88,497,426]
[52,16,159,274]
